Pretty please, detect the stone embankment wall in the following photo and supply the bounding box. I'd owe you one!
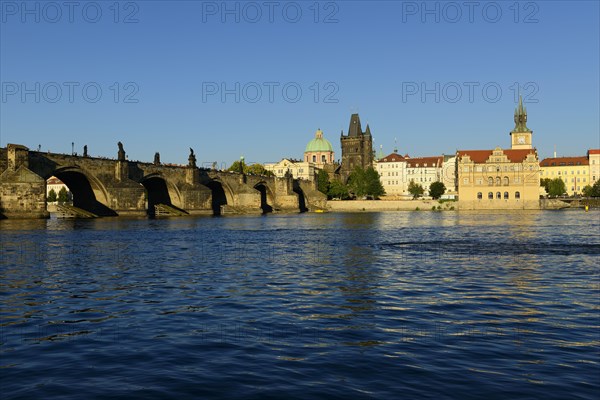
[327,200,457,212]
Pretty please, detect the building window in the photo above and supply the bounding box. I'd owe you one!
[312,155,316,162]
[496,177,501,186]
[496,192,501,199]
[488,192,493,199]
[321,155,326,163]
[515,191,520,199]
[463,178,469,184]
[503,176,509,185]
[488,177,494,186]
[504,192,509,199]
[477,192,482,199]
[476,178,482,185]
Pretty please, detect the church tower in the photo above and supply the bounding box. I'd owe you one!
[340,113,373,181]
[510,95,533,150]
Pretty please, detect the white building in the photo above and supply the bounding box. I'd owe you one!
[46,176,70,202]
[589,149,600,185]
[441,154,458,198]
[264,159,316,181]
[406,156,443,194]
[376,152,408,197]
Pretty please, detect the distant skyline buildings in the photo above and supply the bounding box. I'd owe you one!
[1,1,598,165]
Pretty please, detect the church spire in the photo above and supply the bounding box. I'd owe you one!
[512,95,531,133]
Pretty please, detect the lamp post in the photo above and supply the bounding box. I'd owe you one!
[71,142,74,156]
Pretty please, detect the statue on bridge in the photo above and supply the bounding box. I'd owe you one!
[154,152,161,165]
[117,142,126,161]
[83,145,88,157]
[188,148,197,168]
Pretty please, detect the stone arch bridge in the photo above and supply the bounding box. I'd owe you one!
[0,144,326,219]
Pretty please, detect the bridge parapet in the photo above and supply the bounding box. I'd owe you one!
[0,144,327,218]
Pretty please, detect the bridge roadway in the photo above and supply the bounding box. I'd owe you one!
[0,144,326,219]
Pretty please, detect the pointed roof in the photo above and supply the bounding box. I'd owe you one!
[365,124,371,136]
[347,113,362,137]
[512,95,531,133]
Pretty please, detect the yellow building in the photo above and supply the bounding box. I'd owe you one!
[264,158,316,181]
[539,149,600,195]
[457,96,540,210]
[539,156,589,196]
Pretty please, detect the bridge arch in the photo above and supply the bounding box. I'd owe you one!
[49,166,116,216]
[253,181,274,214]
[292,181,308,213]
[139,173,184,216]
[205,178,235,215]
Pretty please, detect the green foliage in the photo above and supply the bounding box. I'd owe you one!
[365,167,385,199]
[227,161,273,176]
[47,188,57,202]
[408,181,424,199]
[540,178,551,192]
[58,187,69,203]
[545,178,567,196]
[328,179,350,200]
[583,181,600,197]
[317,169,330,195]
[228,160,246,173]
[428,181,446,200]
[347,166,385,199]
[582,185,593,197]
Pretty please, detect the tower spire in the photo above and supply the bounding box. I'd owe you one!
[512,95,531,133]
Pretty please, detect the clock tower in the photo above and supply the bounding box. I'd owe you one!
[510,95,533,150]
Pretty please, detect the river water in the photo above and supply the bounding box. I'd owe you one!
[1,210,599,399]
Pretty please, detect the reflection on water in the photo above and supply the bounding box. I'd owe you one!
[1,210,599,399]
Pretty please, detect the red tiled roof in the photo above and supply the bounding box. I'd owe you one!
[457,149,537,163]
[406,156,443,168]
[46,176,64,185]
[540,156,589,167]
[588,149,600,155]
[378,153,405,163]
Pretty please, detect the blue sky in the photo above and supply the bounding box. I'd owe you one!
[1,0,598,166]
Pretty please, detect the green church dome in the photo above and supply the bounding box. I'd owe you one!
[305,129,333,153]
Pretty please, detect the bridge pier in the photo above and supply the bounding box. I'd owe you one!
[0,145,49,219]
[106,181,147,216]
